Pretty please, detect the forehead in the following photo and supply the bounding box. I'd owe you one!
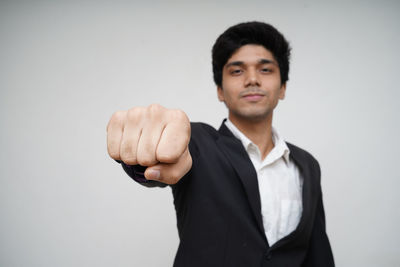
[226,44,276,65]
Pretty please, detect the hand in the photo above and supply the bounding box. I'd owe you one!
[107,104,192,184]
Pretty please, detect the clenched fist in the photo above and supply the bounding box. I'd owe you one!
[107,104,192,184]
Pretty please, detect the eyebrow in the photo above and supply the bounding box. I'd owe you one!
[225,58,276,68]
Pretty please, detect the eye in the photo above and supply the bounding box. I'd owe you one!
[260,68,271,73]
[230,69,243,75]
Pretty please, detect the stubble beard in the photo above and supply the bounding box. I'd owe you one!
[229,105,273,123]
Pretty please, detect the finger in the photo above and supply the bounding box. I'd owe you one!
[145,148,192,184]
[107,111,126,160]
[156,110,190,163]
[119,108,144,165]
[136,120,165,166]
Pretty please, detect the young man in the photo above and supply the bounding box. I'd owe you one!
[107,22,334,267]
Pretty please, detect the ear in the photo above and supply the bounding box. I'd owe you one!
[217,86,225,102]
[279,83,287,100]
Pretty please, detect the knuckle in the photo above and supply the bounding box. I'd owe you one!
[107,141,119,157]
[111,110,126,121]
[120,154,137,165]
[170,109,188,121]
[107,148,120,160]
[157,152,178,163]
[147,103,165,118]
[120,144,137,165]
[108,110,126,130]
[137,154,157,167]
[123,159,137,165]
[127,107,144,122]
[120,155,137,165]
[169,109,190,133]
[137,141,157,166]
[148,103,162,111]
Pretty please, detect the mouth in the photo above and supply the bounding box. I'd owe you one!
[242,93,265,102]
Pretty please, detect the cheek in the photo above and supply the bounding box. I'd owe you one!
[221,92,237,108]
[222,74,241,88]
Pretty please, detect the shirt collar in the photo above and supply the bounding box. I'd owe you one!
[225,119,290,164]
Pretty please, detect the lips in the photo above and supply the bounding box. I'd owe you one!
[242,94,264,101]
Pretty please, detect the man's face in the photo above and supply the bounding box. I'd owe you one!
[217,44,286,123]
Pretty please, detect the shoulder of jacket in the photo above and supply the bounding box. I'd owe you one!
[286,142,320,167]
[190,122,219,139]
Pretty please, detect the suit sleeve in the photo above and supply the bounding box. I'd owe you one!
[302,180,335,266]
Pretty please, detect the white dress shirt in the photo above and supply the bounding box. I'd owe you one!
[225,119,303,246]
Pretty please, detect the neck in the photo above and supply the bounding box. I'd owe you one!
[229,113,274,160]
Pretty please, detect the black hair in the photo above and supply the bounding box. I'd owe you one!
[212,21,291,87]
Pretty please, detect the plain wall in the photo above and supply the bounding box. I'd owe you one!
[1,0,399,266]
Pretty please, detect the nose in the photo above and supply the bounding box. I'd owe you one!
[245,68,260,87]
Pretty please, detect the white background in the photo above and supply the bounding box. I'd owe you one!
[1,0,399,266]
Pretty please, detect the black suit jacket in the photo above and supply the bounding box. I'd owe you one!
[122,122,334,267]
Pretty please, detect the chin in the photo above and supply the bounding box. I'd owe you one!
[234,110,271,122]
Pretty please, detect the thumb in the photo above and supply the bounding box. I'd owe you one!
[144,166,161,181]
[144,148,192,184]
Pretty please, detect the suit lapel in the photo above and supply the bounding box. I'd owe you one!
[289,144,313,234]
[271,143,318,249]
[216,122,267,242]
[216,121,319,249]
